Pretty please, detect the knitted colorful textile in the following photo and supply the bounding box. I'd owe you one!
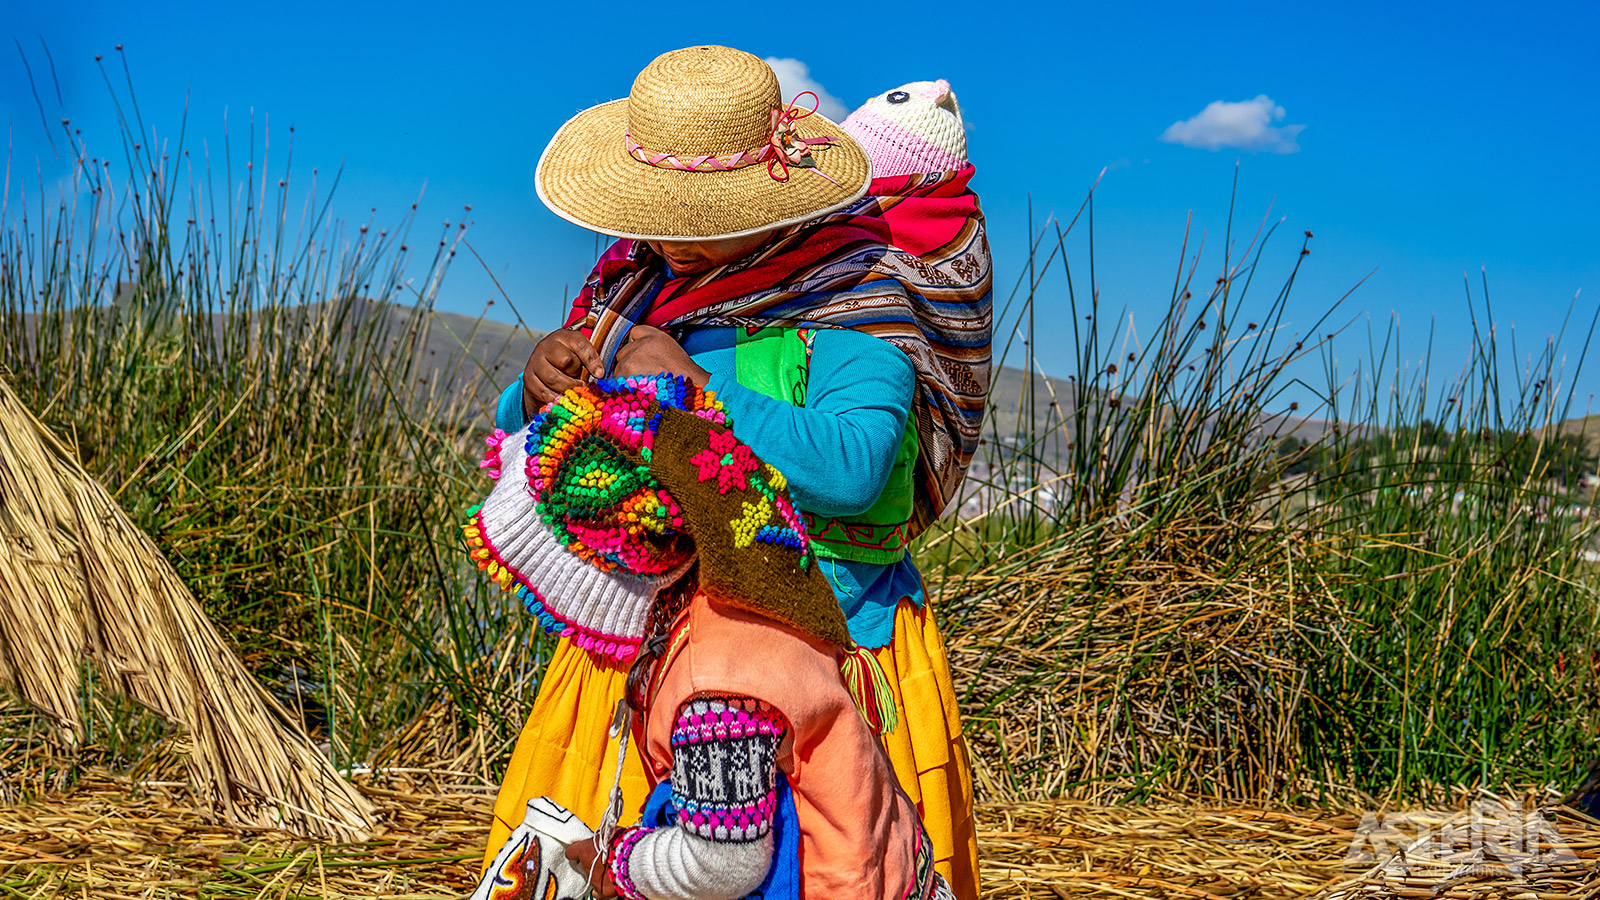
[648,407,848,650]
[465,376,897,732]
[463,375,722,662]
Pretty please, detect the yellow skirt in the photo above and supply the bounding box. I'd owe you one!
[872,600,980,899]
[483,599,979,900]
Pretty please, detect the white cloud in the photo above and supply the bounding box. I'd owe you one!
[763,57,850,122]
[1160,95,1305,154]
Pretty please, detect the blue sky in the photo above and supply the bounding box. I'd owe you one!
[6,0,1598,418]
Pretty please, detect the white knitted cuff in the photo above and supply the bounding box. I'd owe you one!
[625,827,772,900]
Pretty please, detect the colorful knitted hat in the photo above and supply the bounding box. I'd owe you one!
[464,375,897,732]
[535,46,870,241]
[841,80,969,178]
[464,375,718,662]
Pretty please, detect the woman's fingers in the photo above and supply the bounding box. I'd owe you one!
[527,360,579,400]
[565,332,605,378]
[563,840,617,898]
[522,330,606,409]
[545,328,604,378]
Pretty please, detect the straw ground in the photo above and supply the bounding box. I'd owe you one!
[6,754,1598,899]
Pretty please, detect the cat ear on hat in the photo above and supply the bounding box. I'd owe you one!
[929,79,961,118]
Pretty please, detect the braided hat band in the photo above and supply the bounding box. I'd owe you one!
[624,93,843,186]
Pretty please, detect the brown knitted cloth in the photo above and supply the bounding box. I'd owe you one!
[649,407,849,649]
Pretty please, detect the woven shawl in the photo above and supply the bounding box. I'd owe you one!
[563,166,992,535]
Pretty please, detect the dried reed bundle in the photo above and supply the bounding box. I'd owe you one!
[0,374,376,840]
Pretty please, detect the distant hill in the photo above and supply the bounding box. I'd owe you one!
[0,303,1353,445]
[381,307,543,420]
[9,302,546,426]
[441,313,1350,451]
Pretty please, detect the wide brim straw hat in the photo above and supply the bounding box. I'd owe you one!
[536,46,871,241]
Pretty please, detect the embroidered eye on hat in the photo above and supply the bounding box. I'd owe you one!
[535,46,871,241]
[842,79,969,179]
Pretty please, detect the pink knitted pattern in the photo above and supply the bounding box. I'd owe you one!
[842,108,966,178]
[607,826,654,900]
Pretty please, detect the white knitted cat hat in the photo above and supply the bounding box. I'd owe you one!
[841,79,969,178]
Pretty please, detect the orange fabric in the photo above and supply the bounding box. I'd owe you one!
[644,594,931,900]
[874,601,980,899]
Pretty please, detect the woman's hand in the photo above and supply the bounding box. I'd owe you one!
[564,839,619,899]
[613,325,710,387]
[523,329,605,411]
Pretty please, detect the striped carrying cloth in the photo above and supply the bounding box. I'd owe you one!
[564,166,992,536]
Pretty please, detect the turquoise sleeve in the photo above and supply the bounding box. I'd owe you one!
[704,329,915,517]
[496,376,529,433]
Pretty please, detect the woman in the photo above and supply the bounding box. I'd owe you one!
[483,45,990,896]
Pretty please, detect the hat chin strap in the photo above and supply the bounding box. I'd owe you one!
[624,92,842,186]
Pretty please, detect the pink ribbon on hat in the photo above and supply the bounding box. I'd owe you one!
[625,92,841,186]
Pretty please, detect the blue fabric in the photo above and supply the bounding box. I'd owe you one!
[637,774,801,900]
[637,779,676,827]
[496,376,528,434]
[492,326,923,648]
[823,556,926,649]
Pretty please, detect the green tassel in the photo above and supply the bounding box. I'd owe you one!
[839,644,899,735]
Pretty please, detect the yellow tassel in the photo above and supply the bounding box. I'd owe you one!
[839,644,898,735]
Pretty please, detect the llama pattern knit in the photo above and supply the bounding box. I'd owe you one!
[608,697,787,900]
[670,697,785,842]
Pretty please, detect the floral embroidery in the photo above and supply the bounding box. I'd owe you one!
[690,428,761,493]
[730,498,773,548]
[682,426,815,565]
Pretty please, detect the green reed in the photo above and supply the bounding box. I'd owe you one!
[923,174,1600,804]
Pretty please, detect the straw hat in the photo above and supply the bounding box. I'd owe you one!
[535,46,871,241]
